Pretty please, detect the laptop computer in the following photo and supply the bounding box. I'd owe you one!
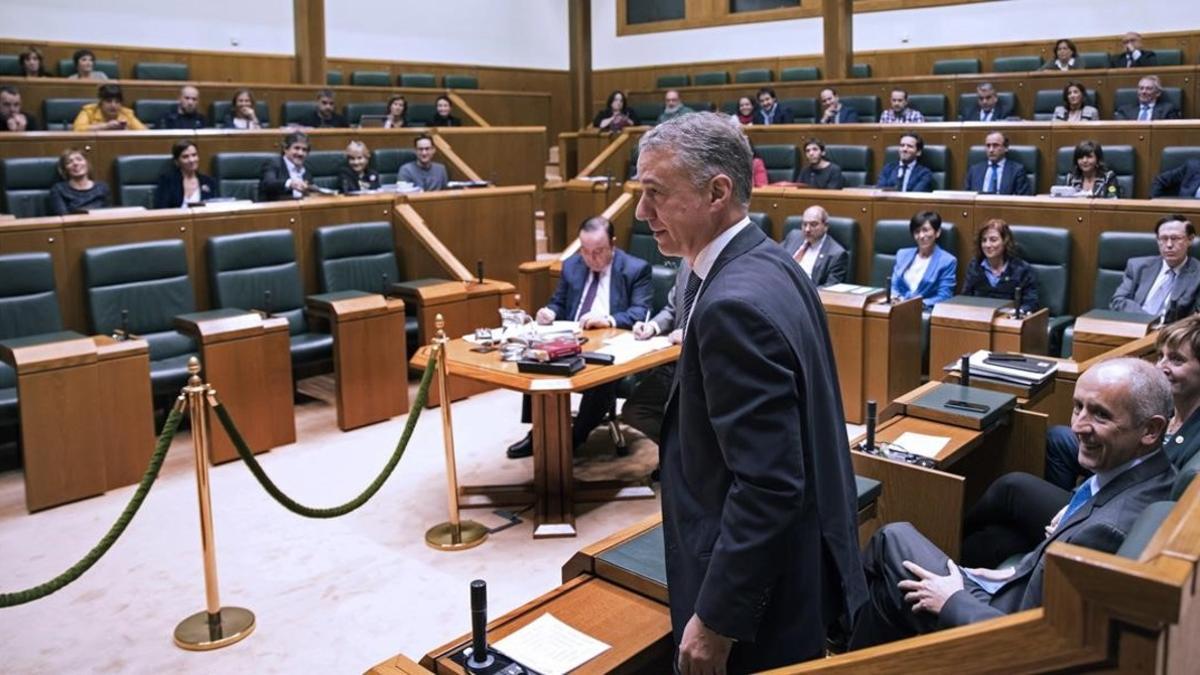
[358,115,388,128]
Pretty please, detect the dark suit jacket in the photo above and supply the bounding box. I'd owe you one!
[1152,159,1200,198]
[1,112,40,131]
[782,229,849,286]
[878,161,933,192]
[257,156,313,202]
[337,165,381,194]
[156,109,208,130]
[297,110,348,128]
[960,256,1040,312]
[1110,49,1158,68]
[941,450,1175,626]
[757,105,794,125]
[965,158,1033,195]
[958,100,1013,122]
[544,248,651,328]
[1110,255,1200,315]
[819,106,859,124]
[152,168,218,209]
[1114,100,1182,121]
[660,224,866,671]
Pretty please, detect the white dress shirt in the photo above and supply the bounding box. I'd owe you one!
[795,234,825,277]
[903,252,932,292]
[284,156,306,198]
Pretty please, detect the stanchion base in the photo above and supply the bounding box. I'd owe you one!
[425,520,489,551]
[174,606,256,651]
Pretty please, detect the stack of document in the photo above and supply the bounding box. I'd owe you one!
[965,350,1058,386]
[595,332,673,364]
[823,283,884,295]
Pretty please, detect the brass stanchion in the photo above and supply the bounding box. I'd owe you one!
[425,314,489,551]
[174,357,256,650]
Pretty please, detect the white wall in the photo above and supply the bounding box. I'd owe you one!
[592,0,1200,70]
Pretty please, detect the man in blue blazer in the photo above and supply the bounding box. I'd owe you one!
[754,87,794,125]
[964,131,1033,195]
[877,132,934,192]
[1152,159,1200,199]
[819,87,860,124]
[505,216,653,459]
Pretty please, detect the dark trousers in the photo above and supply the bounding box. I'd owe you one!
[520,382,617,448]
[1045,425,1091,490]
[960,472,1069,568]
[620,364,674,444]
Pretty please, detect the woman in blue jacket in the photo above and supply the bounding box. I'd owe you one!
[891,210,957,309]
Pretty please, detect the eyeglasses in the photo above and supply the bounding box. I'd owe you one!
[1158,235,1190,244]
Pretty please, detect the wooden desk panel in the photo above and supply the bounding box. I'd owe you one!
[438,127,547,188]
[186,201,300,307]
[93,336,156,490]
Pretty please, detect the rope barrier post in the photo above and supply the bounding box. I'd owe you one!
[174,357,256,651]
[425,313,489,551]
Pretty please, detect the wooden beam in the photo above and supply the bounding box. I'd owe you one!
[823,0,852,81]
[569,0,593,131]
[293,0,326,85]
[393,203,476,283]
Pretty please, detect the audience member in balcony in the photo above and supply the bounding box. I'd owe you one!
[398,134,449,192]
[959,82,1012,122]
[156,85,207,130]
[258,131,313,201]
[49,148,111,214]
[1052,81,1099,122]
[782,205,849,286]
[1039,39,1080,71]
[879,89,925,124]
[1114,75,1181,121]
[960,218,1039,312]
[794,137,845,190]
[889,210,957,310]
[1110,31,1158,68]
[72,84,146,131]
[818,87,858,124]
[1062,141,1121,198]
[338,140,381,193]
[877,132,932,192]
[755,87,793,125]
[19,47,49,77]
[383,95,408,128]
[428,95,462,127]
[67,49,108,80]
[1152,159,1200,199]
[964,131,1032,196]
[222,89,264,129]
[729,96,756,126]
[592,89,639,133]
[0,86,41,132]
[297,89,348,128]
[657,89,693,124]
[154,139,217,208]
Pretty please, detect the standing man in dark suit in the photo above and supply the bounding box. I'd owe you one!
[257,131,313,201]
[958,82,1012,122]
[1110,215,1200,317]
[1114,75,1182,121]
[877,132,934,192]
[1110,32,1158,68]
[850,358,1177,648]
[819,87,859,124]
[1152,159,1200,199]
[964,131,1033,195]
[635,112,866,673]
[782,205,849,286]
[755,87,793,125]
[505,216,653,459]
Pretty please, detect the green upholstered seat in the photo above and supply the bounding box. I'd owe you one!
[1113,87,1183,116]
[1010,225,1073,354]
[82,239,198,395]
[884,145,949,190]
[304,151,346,191]
[748,212,773,238]
[133,99,177,128]
[344,102,387,125]
[855,476,882,510]
[966,144,1039,190]
[42,98,93,130]
[1160,147,1200,173]
[734,68,773,84]
[407,102,435,126]
[443,74,479,89]
[1,157,59,218]
[756,145,797,184]
[350,71,390,87]
[693,71,728,86]
[399,73,437,88]
[655,74,689,88]
[825,145,873,187]
[957,91,1018,120]
[782,216,860,281]
[211,152,278,201]
[211,100,270,127]
[627,218,680,270]
[649,264,678,316]
[992,55,1042,72]
[933,58,981,75]
[0,55,21,76]
[0,252,65,426]
[851,63,871,78]
[1033,88,1098,120]
[373,149,417,185]
[58,58,119,78]
[1116,501,1175,559]
[781,66,820,82]
[326,71,343,85]
[1079,52,1110,69]
[113,154,173,208]
[1055,144,1134,197]
[133,62,188,80]
[1156,49,1183,66]
[631,102,662,125]
[908,94,947,122]
[841,95,879,123]
[282,100,318,125]
[779,97,816,123]
[684,100,712,113]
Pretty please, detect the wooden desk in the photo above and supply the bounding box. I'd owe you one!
[410,328,679,538]
[929,296,1049,373]
[92,335,156,490]
[1071,309,1156,362]
[174,309,296,464]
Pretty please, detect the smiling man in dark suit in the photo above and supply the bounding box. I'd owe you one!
[635,112,866,673]
[781,205,849,286]
[877,132,934,193]
[1114,75,1182,121]
[258,131,313,201]
[964,131,1032,196]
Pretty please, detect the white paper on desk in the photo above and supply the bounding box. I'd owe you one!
[492,613,610,675]
[823,283,858,293]
[891,431,951,459]
[596,333,672,363]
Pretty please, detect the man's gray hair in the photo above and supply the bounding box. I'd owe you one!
[1096,357,1173,427]
[1140,74,1162,90]
[639,112,753,207]
[977,82,995,93]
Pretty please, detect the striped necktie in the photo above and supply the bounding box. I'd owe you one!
[677,271,702,337]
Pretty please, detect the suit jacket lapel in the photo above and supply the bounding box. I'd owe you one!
[1134,259,1162,305]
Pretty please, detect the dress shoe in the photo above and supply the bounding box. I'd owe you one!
[506,432,533,459]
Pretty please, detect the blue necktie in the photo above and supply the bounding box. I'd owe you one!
[1138,105,1152,121]
[984,163,999,193]
[1058,479,1095,530]
[897,164,909,191]
[1142,269,1176,316]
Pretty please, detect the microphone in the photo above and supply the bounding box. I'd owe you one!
[262,290,272,317]
[885,275,894,304]
[465,579,494,672]
[115,308,130,340]
[865,400,877,454]
[1013,285,1023,319]
[960,354,971,387]
[476,259,485,285]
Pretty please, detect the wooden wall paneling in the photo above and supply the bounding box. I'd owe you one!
[184,202,298,310]
[436,127,548,188]
[455,91,552,132]
[295,196,396,294]
[541,183,568,252]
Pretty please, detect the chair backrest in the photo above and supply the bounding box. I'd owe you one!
[650,264,678,314]
[42,98,93,130]
[780,66,820,82]
[992,55,1042,72]
[133,99,177,128]
[400,73,437,88]
[841,95,880,123]
[757,144,797,183]
[373,148,418,184]
[207,229,306,335]
[326,71,343,85]
[350,70,390,87]
[870,220,958,287]
[133,62,188,80]
[444,74,479,89]
[1010,225,1071,316]
[0,54,20,76]
[305,151,346,190]
[282,100,317,125]
[58,58,119,78]
[779,97,816,123]
[631,102,662,125]
[851,63,871,78]
[0,252,63,340]
[113,154,173,207]
[883,145,949,190]
[1033,88,1098,120]
[627,218,679,269]
[734,68,772,84]
[907,94,947,122]
[1094,232,1161,308]
[1156,49,1183,66]
[211,100,270,127]
[407,102,435,126]
[211,152,278,201]
[748,212,773,238]
[1115,500,1175,559]
[825,145,873,186]
[656,74,689,88]
[314,221,402,294]
[1160,146,1200,173]
[82,239,196,360]
[684,100,712,113]
[966,145,1040,189]
[1079,52,1109,69]
[1113,87,1184,115]
[1055,145,1135,197]
[345,102,387,125]
[782,216,860,281]
[0,157,59,218]
[932,58,981,75]
[693,71,728,86]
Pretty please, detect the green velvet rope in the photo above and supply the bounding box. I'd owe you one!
[214,350,437,518]
[0,404,186,608]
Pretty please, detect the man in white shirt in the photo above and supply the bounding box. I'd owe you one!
[780,205,849,286]
[1110,215,1200,318]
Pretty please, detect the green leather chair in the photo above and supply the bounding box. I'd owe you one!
[373,149,417,184]
[780,66,820,82]
[932,58,981,75]
[748,212,773,239]
[734,68,773,84]
[841,95,879,123]
[133,62,188,80]
[631,102,662,125]
[883,145,949,190]
[685,100,712,113]
[1079,52,1110,69]
[113,154,173,208]
[133,99,177,128]
[42,98,93,130]
[693,71,728,86]
[345,102,387,125]
[1156,49,1183,67]
[992,55,1042,72]
[399,73,437,88]
[207,229,333,374]
[1115,500,1176,559]
[211,100,270,127]
[0,252,66,428]
[326,71,343,85]
[212,152,278,201]
[407,102,435,126]
[1010,225,1073,355]
[957,91,1018,120]
[1,157,58,218]
[82,239,198,396]
[58,58,119,78]
[350,71,390,87]
[305,151,347,191]
[851,64,871,78]
[0,55,21,76]
[1160,147,1200,173]
[443,74,479,89]
[756,145,797,184]
[907,94,947,122]
[1113,87,1183,116]
[826,145,873,187]
[782,215,860,281]
[282,101,318,126]
[655,74,689,88]
[779,97,816,123]
[1033,88,1097,120]
[966,144,1039,191]
[627,218,679,269]
[1055,145,1135,197]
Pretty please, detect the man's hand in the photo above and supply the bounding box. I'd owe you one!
[6,113,27,132]
[535,307,555,325]
[632,321,657,339]
[287,178,310,193]
[678,613,733,675]
[897,559,964,616]
[579,313,612,330]
[668,328,683,345]
[103,119,126,130]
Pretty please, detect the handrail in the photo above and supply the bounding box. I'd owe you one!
[446,92,490,128]
[393,203,475,283]
[429,134,485,183]
[577,129,634,179]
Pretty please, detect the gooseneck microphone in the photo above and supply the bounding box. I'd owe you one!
[960,354,971,387]
[865,400,877,453]
[885,275,894,303]
[477,259,485,285]
[465,579,494,672]
[1013,285,1023,319]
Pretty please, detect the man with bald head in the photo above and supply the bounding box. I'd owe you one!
[781,205,849,286]
[1110,31,1158,68]
[850,358,1177,648]
[157,85,207,129]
